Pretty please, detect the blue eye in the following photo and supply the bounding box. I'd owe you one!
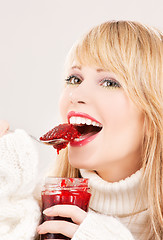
[65,75,82,85]
[100,79,121,88]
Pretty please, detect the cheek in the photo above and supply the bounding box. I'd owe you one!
[99,92,144,142]
[98,92,130,125]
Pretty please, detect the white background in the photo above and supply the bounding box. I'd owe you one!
[0,0,162,177]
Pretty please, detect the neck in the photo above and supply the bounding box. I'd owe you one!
[96,155,142,182]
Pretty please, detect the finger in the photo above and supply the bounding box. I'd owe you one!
[0,120,9,137]
[37,220,78,238]
[43,204,87,224]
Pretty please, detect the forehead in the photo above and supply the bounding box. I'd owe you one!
[70,59,111,72]
[69,62,122,80]
[64,44,128,87]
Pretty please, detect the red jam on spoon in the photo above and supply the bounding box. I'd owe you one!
[39,123,81,154]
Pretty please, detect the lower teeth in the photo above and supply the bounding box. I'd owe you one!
[74,136,85,142]
[73,133,95,142]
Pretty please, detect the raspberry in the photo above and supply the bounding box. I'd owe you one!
[53,142,68,155]
[40,124,81,154]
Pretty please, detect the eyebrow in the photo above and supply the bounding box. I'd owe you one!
[71,65,81,70]
[71,66,106,73]
[96,68,107,72]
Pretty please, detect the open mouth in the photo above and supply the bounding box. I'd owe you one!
[74,124,102,141]
[68,115,103,143]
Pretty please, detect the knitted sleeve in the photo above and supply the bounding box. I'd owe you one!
[0,130,41,240]
[72,211,135,240]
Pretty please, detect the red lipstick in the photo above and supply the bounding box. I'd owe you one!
[67,111,102,125]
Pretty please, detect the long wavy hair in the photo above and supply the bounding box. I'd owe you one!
[53,21,163,239]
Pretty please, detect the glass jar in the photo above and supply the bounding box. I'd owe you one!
[40,177,91,240]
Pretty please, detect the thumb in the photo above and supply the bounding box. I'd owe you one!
[0,120,9,137]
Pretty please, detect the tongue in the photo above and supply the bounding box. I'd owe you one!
[76,124,101,135]
[73,131,97,142]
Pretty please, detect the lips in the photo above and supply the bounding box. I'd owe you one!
[70,132,100,147]
[67,111,103,147]
[68,111,102,123]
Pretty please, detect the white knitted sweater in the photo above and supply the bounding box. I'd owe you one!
[0,130,149,240]
[0,130,40,240]
[72,169,149,240]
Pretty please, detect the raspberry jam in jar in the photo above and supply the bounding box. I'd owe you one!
[40,177,91,240]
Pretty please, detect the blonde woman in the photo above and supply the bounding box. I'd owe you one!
[1,20,162,240]
[37,21,163,240]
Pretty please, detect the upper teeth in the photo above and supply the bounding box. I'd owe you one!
[69,116,101,127]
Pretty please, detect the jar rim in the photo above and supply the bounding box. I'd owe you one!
[44,177,89,189]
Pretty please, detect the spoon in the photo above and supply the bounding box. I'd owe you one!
[8,130,68,146]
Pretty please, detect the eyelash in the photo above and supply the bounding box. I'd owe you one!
[65,75,82,85]
[99,79,121,88]
[65,75,121,89]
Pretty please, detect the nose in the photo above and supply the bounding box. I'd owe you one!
[69,91,86,105]
[69,84,89,105]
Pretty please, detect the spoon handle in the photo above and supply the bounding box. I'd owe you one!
[8,129,67,146]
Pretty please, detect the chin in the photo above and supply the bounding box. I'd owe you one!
[68,156,95,171]
[68,145,101,170]
[69,159,85,169]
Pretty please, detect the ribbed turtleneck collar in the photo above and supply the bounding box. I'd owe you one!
[80,169,148,217]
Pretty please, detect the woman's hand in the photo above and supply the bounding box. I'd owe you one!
[0,120,9,137]
[37,205,87,238]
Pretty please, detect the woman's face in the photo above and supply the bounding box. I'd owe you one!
[59,64,144,181]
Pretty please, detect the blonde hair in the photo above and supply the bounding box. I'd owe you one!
[54,20,163,239]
